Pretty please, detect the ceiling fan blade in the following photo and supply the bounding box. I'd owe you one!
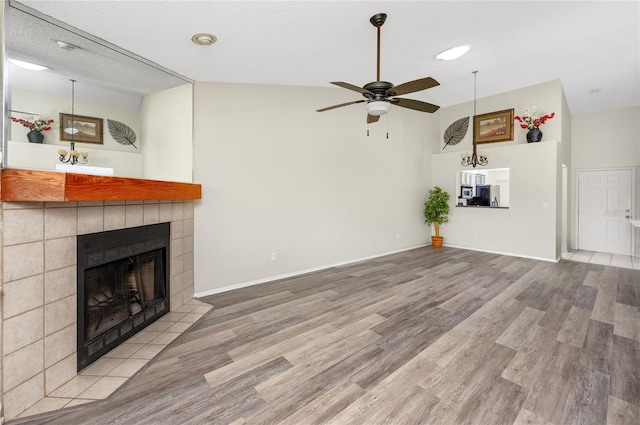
[386,77,440,96]
[367,114,380,124]
[391,98,440,113]
[317,99,365,112]
[331,82,373,96]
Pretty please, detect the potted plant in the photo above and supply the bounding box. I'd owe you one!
[424,186,450,248]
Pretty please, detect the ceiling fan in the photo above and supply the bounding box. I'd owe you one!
[317,13,440,124]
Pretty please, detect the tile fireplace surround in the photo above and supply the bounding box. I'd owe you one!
[0,198,200,421]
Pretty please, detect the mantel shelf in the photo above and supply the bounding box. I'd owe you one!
[0,169,201,202]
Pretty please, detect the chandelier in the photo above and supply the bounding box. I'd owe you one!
[461,71,488,168]
[58,79,89,165]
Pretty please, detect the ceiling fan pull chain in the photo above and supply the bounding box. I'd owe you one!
[386,112,389,139]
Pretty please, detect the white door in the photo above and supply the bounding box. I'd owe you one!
[578,168,634,255]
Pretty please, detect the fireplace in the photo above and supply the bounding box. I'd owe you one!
[77,223,171,371]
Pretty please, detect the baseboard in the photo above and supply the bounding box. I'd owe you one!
[444,243,558,263]
[194,243,427,298]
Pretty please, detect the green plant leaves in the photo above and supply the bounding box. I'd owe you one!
[424,186,450,225]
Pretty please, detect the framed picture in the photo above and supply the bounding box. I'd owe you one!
[59,113,104,144]
[473,109,514,144]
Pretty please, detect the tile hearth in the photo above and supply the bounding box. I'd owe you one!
[0,197,202,421]
[1,199,197,421]
[16,299,212,419]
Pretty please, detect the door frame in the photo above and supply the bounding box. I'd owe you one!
[562,164,568,252]
[575,166,636,255]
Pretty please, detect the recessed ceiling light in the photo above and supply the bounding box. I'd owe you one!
[8,58,49,71]
[436,45,471,61]
[191,33,217,46]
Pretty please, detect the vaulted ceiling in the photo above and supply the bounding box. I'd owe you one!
[15,1,640,116]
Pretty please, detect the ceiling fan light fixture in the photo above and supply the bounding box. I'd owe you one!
[436,45,470,61]
[366,100,391,116]
[317,13,440,122]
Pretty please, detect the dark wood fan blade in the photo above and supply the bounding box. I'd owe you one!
[331,82,373,96]
[317,99,365,112]
[367,114,380,124]
[386,77,440,96]
[391,98,440,113]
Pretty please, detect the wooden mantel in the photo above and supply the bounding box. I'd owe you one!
[0,169,201,202]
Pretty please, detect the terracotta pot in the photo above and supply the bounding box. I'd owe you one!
[431,236,444,248]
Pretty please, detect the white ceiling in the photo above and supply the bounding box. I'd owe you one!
[17,0,640,116]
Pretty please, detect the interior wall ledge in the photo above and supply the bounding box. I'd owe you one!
[0,168,202,202]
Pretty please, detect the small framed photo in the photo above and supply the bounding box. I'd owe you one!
[474,109,514,144]
[59,113,104,144]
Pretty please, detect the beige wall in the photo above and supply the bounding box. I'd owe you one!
[571,106,640,169]
[571,106,640,252]
[559,87,572,253]
[8,89,142,174]
[192,79,639,293]
[141,84,194,183]
[7,140,142,177]
[7,84,195,181]
[193,82,436,295]
[432,141,559,260]
[437,80,564,154]
[433,80,565,260]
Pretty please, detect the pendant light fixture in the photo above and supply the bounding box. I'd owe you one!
[58,79,89,165]
[461,70,488,168]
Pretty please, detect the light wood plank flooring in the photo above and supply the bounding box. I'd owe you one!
[10,247,640,424]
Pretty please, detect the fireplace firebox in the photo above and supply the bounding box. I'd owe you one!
[77,223,170,371]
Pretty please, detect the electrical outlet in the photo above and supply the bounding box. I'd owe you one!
[271,252,276,261]
[396,234,400,240]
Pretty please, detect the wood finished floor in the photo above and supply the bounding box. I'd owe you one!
[11,247,640,425]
